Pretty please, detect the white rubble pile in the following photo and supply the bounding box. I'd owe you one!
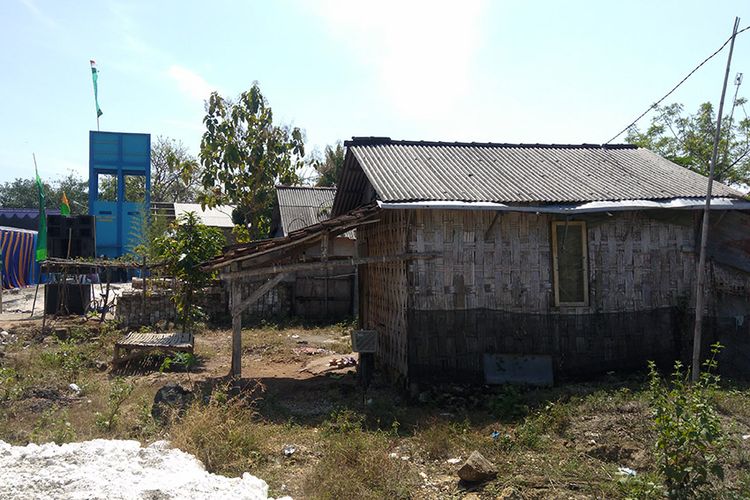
[0,439,290,500]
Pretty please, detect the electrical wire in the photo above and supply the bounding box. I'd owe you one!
[604,25,750,145]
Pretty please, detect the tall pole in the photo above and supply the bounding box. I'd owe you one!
[692,17,740,381]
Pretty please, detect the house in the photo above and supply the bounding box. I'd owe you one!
[267,185,357,321]
[206,138,750,382]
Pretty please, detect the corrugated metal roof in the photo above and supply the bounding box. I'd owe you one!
[173,203,236,228]
[276,186,337,235]
[336,139,742,213]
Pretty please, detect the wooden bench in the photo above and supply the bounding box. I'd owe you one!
[112,331,194,367]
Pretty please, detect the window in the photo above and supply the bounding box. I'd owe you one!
[551,221,588,306]
[124,175,146,202]
[97,173,117,201]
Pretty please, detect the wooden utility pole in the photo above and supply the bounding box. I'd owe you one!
[692,17,740,381]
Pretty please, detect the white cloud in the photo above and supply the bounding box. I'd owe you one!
[311,0,486,121]
[167,65,216,103]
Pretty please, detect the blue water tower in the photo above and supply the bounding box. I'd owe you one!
[88,131,151,258]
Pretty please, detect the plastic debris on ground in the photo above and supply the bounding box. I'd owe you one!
[617,466,637,476]
[282,444,297,457]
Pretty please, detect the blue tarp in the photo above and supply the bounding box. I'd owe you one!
[1,226,39,289]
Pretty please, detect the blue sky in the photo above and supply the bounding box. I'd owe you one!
[1,0,749,184]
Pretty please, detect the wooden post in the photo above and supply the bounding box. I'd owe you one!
[100,267,111,322]
[230,278,242,378]
[692,17,740,381]
[141,256,147,318]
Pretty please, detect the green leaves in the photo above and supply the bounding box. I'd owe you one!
[647,343,726,498]
[199,82,304,240]
[154,212,226,332]
[627,101,750,186]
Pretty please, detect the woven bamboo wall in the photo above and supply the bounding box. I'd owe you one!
[358,210,409,381]
[407,209,750,314]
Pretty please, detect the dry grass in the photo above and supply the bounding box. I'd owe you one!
[303,410,418,500]
[169,388,267,477]
[3,321,750,499]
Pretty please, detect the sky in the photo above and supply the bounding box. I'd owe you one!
[1,0,750,185]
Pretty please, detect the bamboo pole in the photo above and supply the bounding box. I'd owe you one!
[692,17,740,381]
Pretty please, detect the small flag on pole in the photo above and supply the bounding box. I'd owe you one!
[34,160,48,262]
[90,59,103,118]
[60,191,71,216]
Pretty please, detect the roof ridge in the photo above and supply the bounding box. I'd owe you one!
[345,137,637,150]
[275,185,337,190]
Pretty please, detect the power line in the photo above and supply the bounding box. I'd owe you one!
[605,25,750,145]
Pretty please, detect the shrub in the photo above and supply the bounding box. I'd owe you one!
[95,377,134,432]
[648,343,726,499]
[0,367,22,400]
[170,390,265,477]
[31,407,76,444]
[488,385,528,421]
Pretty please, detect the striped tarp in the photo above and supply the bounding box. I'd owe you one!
[1,226,38,289]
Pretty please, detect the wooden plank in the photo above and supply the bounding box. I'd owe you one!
[221,253,438,280]
[231,273,288,316]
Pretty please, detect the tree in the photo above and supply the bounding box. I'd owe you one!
[151,136,201,203]
[154,212,225,332]
[55,173,88,214]
[199,83,304,239]
[626,101,750,187]
[313,142,345,187]
[0,173,88,214]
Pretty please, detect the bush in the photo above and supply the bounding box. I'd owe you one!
[648,343,726,498]
[94,377,134,432]
[170,390,265,477]
[305,410,418,499]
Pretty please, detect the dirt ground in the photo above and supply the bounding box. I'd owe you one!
[1,311,750,499]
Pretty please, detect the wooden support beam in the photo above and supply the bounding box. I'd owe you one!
[232,272,288,317]
[231,279,242,378]
[221,253,439,280]
[229,272,289,378]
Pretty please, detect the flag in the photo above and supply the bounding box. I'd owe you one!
[35,166,47,262]
[90,59,103,118]
[60,191,71,216]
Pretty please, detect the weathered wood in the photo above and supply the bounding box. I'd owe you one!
[231,279,242,378]
[221,253,438,280]
[231,273,288,316]
[112,331,194,366]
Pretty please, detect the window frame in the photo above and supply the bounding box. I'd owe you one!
[551,220,589,307]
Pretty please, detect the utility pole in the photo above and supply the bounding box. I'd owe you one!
[692,17,740,381]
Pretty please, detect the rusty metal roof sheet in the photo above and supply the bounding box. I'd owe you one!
[333,138,742,214]
[276,186,337,235]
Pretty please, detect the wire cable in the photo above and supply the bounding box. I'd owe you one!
[604,25,750,144]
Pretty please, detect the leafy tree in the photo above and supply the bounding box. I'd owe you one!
[313,142,345,187]
[627,101,750,186]
[151,136,201,203]
[0,173,88,214]
[199,83,304,239]
[154,212,226,332]
[55,173,88,214]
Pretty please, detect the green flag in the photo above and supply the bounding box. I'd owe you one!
[90,59,103,118]
[35,166,47,262]
[60,191,71,216]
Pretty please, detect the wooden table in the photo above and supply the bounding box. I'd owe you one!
[112,331,194,367]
